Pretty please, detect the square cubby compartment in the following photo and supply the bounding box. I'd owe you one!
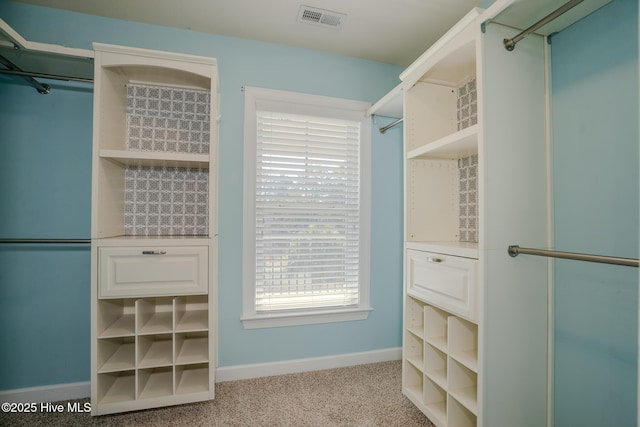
[424,305,448,352]
[448,394,477,427]
[138,334,173,368]
[403,360,424,403]
[176,363,209,395]
[97,337,135,373]
[405,296,426,338]
[448,358,477,416]
[423,377,447,426]
[137,297,173,334]
[404,330,424,372]
[448,316,478,372]
[424,343,447,390]
[175,295,208,332]
[97,371,135,404]
[138,367,173,400]
[175,332,208,365]
[97,299,135,338]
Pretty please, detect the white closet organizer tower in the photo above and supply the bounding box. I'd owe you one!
[367,0,611,426]
[90,43,219,416]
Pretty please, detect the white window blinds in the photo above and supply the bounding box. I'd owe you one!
[254,110,361,312]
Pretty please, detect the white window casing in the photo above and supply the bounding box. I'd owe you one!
[242,86,372,329]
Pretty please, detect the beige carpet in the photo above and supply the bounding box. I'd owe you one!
[1,361,435,426]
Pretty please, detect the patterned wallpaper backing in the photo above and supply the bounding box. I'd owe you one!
[124,83,210,236]
[457,78,477,131]
[457,78,478,243]
[458,155,478,243]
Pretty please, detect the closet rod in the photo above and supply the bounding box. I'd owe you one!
[379,118,403,134]
[508,245,639,268]
[0,68,93,84]
[0,54,50,94]
[503,0,584,51]
[0,238,91,244]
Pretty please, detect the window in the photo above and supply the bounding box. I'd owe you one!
[242,87,372,329]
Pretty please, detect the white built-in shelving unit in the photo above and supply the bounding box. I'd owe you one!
[90,43,219,416]
[368,0,612,426]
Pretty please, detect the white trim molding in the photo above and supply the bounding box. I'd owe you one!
[0,381,90,403]
[241,306,373,329]
[215,347,402,382]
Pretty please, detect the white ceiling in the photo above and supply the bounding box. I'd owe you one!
[13,0,484,66]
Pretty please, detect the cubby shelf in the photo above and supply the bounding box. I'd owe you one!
[403,295,478,425]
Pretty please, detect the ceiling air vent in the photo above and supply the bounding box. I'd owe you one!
[297,6,346,29]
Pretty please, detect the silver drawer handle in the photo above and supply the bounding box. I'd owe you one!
[142,250,167,255]
[427,257,443,263]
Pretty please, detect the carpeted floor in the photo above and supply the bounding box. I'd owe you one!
[1,361,435,427]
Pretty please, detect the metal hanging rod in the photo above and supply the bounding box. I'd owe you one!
[0,68,93,84]
[0,238,91,244]
[379,118,403,134]
[0,54,50,94]
[508,245,639,268]
[0,53,93,94]
[503,0,584,51]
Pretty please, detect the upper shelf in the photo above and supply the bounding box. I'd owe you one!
[0,18,94,81]
[369,0,613,119]
[367,83,403,119]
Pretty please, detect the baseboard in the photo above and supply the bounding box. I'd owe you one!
[0,348,402,401]
[0,381,90,403]
[215,347,402,382]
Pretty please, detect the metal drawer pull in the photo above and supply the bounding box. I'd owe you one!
[427,257,443,263]
[142,250,167,255]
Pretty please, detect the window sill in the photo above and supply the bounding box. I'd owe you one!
[241,306,373,329]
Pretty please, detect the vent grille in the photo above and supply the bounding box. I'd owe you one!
[297,6,346,29]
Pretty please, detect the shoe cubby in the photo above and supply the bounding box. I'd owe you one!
[97,299,136,338]
[424,305,448,353]
[175,295,208,332]
[405,296,426,338]
[404,295,478,426]
[176,363,210,395]
[97,371,136,404]
[448,316,478,372]
[448,358,477,416]
[448,395,477,427]
[97,337,135,373]
[403,360,424,404]
[424,343,447,391]
[138,334,173,368]
[424,377,447,427]
[137,297,173,334]
[405,330,424,371]
[94,295,212,412]
[138,367,174,400]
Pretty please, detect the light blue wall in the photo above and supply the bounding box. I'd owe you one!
[551,0,638,425]
[0,2,404,390]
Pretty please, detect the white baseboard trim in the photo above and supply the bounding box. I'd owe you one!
[0,348,402,401]
[215,347,402,382]
[0,381,90,403]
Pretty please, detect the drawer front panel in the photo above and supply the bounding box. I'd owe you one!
[99,246,208,298]
[406,249,477,321]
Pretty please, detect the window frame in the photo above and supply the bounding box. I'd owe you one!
[241,86,372,329]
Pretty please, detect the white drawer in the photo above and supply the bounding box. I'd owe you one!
[406,249,477,321]
[99,246,208,298]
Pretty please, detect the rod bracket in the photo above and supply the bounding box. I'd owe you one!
[508,245,519,257]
